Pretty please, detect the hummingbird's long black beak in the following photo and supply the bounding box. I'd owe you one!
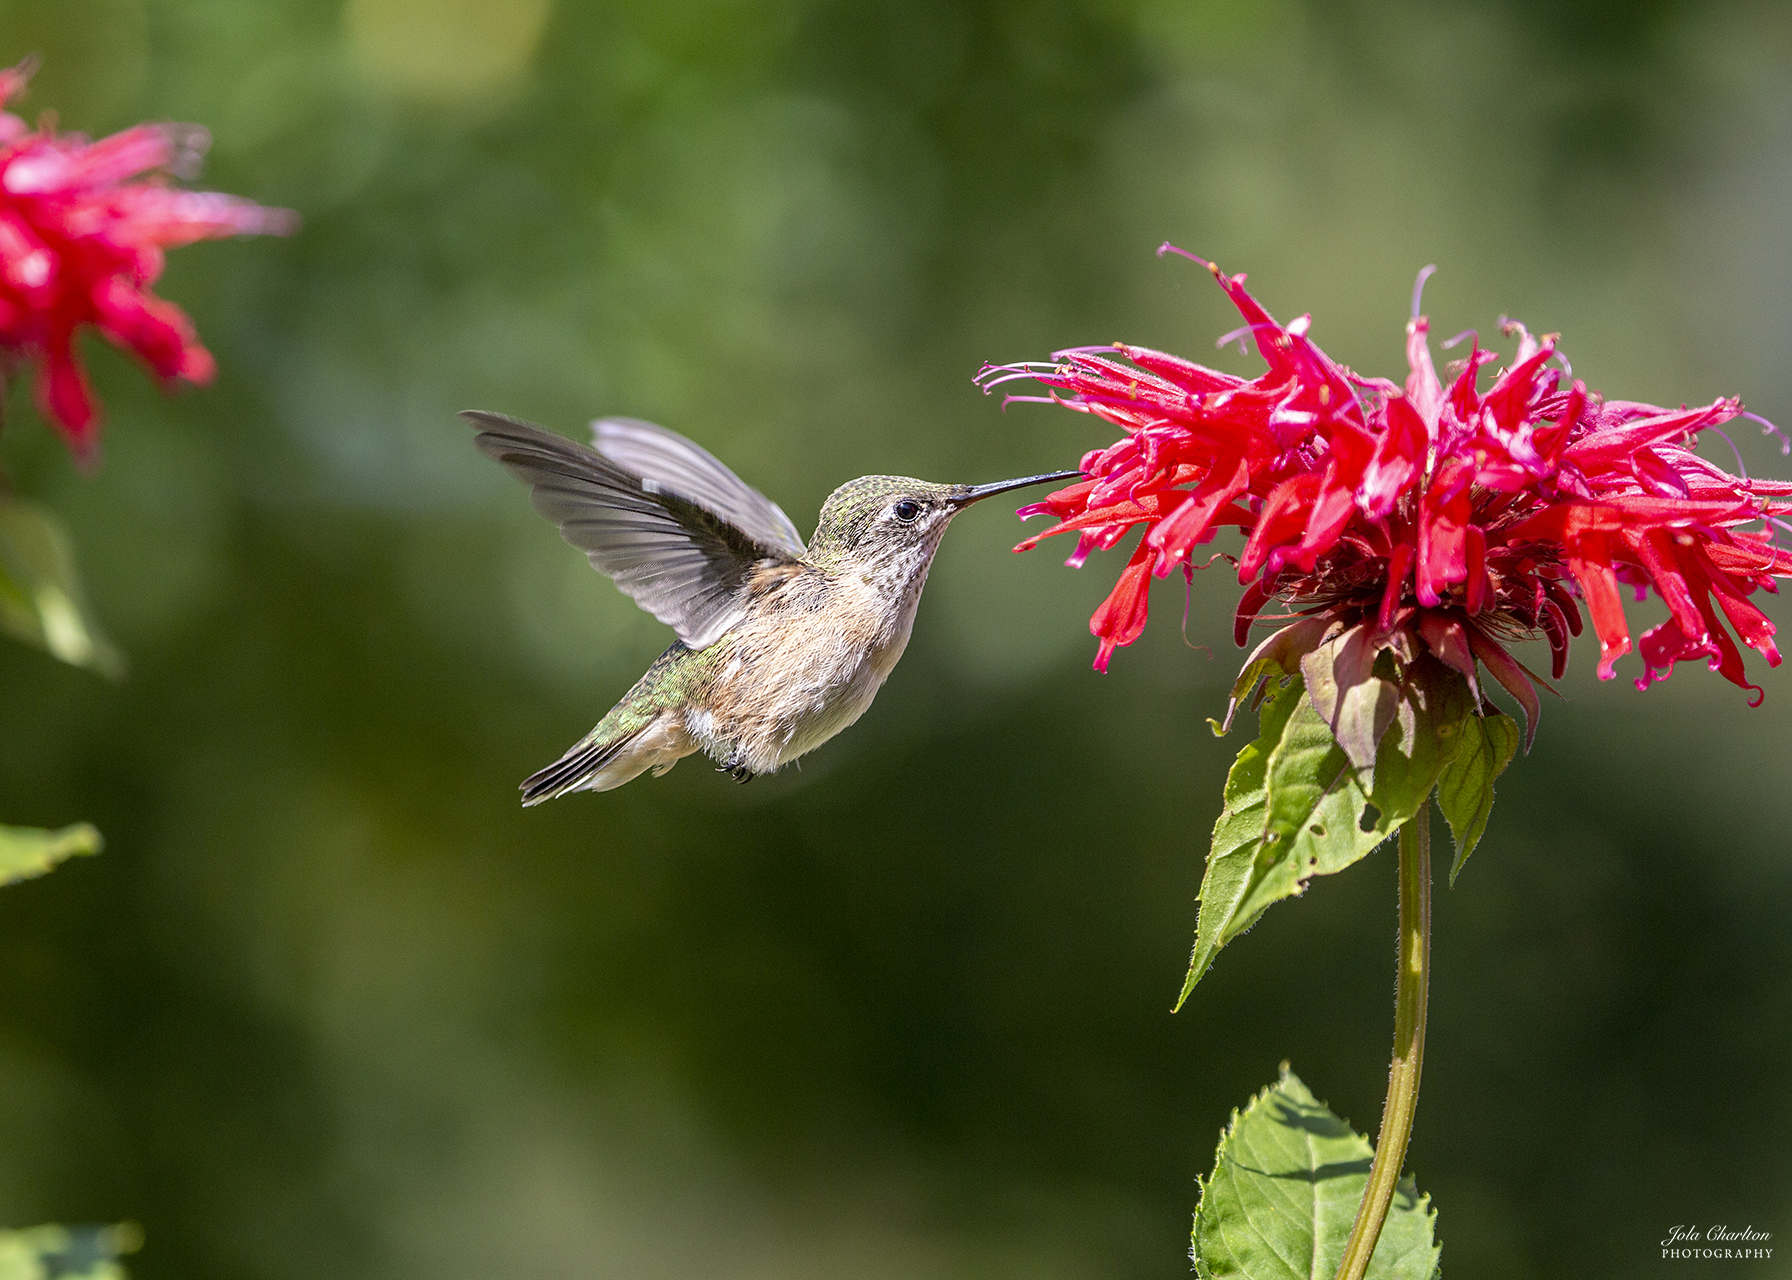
[949,469,1084,508]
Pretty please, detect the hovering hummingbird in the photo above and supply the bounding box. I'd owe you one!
[467,411,1079,802]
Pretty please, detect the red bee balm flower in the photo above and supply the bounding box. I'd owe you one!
[0,61,295,459]
[979,248,1792,734]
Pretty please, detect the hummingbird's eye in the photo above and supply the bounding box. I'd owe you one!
[892,499,922,522]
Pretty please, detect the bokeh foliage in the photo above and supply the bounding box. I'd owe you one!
[0,1,1788,1277]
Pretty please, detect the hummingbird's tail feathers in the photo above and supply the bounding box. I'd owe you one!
[520,728,640,805]
[519,710,699,804]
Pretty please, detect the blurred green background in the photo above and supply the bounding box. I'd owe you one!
[0,0,1789,1276]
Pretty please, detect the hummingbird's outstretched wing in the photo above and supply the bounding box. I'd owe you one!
[466,411,804,650]
[590,418,806,558]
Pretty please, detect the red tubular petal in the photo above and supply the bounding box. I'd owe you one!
[1705,534,1792,578]
[93,278,202,381]
[1446,340,1491,424]
[1678,589,1760,703]
[1506,503,1615,545]
[1061,351,1184,397]
[1089,536,1155,672]
[0,209,54,296]
[1146,456,1249,575]
[1417,470,1471,606]
[1234,576,1278,648]
[1540,603,1571,679]
[1464,524,1488,615]
[1404,316,1443,430]
[1208,263,1297,381]
[1633,530,1708,643]
[1113,343,1245,396]
[1637,615,1719,692]
[1703,565,1781,667]
[1378,543,1414,633]
[1564,398,1739,470]
[36,333,96,452]
[1238,474,1319,581]
[1482,340,1556,434]
[1013,493,1169,552]
[1290,482,1355,572]
[1531,381,1585,463]
[177,343,216,383]
[1064,531,1100,569]
[1629,448,1691,499]
[1359,395,1425,518]
[4,124,173,196]
[1286,423,1376,570]
[1563,530,1632,680]
[1542,579,1584,636]
[0,60,33,108]
[1601,494,1755,524]
[113,188,298,246]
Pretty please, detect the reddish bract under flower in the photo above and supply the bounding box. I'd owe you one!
[0,61,295,459]
[979,249,1792,714]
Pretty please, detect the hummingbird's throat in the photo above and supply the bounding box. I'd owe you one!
[859,528,950,608]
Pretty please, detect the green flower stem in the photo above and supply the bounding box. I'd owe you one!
[1333,810,1432,1280]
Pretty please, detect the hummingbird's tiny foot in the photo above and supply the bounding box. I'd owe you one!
[715,760,754,783]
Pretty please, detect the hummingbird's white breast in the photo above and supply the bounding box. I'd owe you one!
[686,536,945,775]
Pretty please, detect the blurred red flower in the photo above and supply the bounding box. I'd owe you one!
[980,248,1792,725]
[0,60,295,460]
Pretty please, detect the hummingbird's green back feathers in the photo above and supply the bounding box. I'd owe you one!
[518,642,715,803]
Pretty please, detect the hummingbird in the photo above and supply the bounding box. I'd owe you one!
[466,411,1079,803]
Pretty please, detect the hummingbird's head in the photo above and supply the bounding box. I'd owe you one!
[808,470,1081,585]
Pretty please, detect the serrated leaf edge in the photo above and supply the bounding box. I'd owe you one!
[1192,1065,1442,1280]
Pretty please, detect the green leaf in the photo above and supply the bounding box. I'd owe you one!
[1179,674,1301,1008]
[0,822,104,886]
[1192,1065,1440,1280]
[0,495,124,676]
[1437,705,1520,885]
[1186,678,1403,1001]
[1232,680,1389,926]
[0,1223,140,1280]
[1180,660,1483,1008]
[1365,655,1476,823]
